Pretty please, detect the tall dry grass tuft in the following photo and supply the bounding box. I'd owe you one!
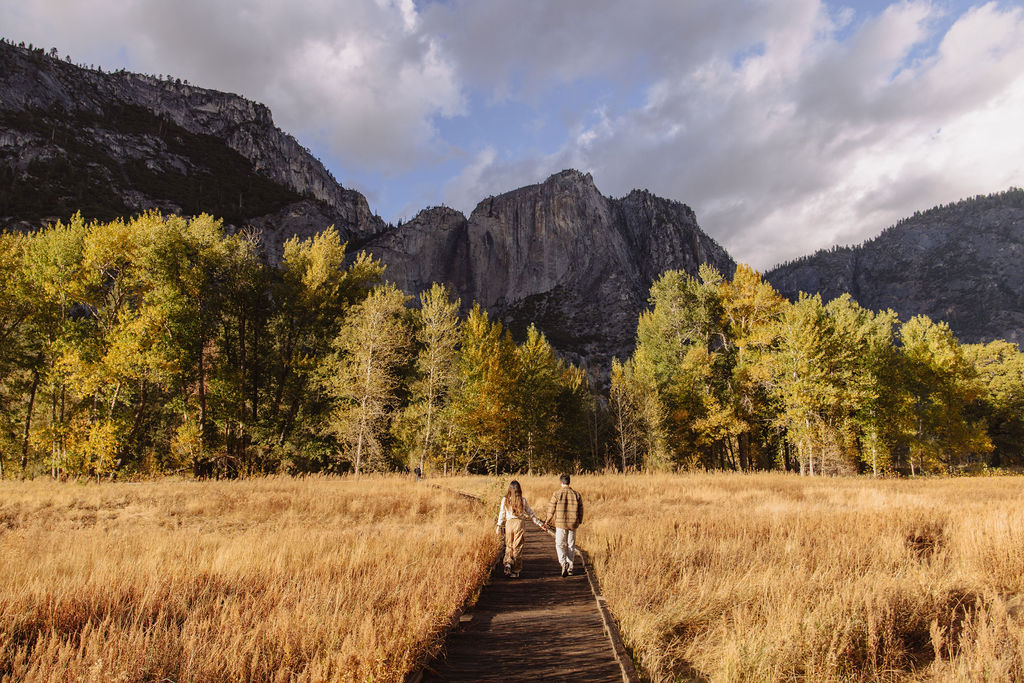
[0,475,498,682]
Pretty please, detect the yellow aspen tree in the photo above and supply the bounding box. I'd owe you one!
[410,283,460,474]
[324,283,412,475]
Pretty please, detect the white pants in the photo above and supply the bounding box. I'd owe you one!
[555,527,576,568]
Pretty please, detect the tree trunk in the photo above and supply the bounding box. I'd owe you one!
[912,417,922,476]
[354,396,367,477]
[354,342,375,477]
[725,438,737,470]
[421,381,434,475]
[198,336,207,453]
[108,381,122,417]
[277,377,305,446]
[237,312,247,469]
[527,431,533,474]
[22,364,40,470]
[619,412,627,472]
[50,379,58,479]
[445,422,455,476]
[121,382,148,467]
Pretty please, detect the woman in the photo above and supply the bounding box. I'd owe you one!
[495,480,544,578]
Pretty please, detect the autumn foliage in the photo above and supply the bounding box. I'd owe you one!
[1,213,1022,479]
[611,264,1024,475]
[0,213,594,478]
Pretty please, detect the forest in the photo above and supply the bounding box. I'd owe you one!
[611,264,1024,475]
[0,212,1021,478]
[0,212,591,478]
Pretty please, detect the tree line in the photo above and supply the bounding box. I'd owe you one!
[2,213,1022,479]
[0,213,594,479]
[611,264,1024,475]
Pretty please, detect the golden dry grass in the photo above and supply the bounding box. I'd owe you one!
[5,473,1022,682]
[450,472,1024,681]
[0,475,498,682]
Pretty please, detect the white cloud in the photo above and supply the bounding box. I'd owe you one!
[421,0,809,96]
[268,25,463,169]
[436,0,1024,269]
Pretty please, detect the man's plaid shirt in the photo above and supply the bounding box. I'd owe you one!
[544,486,583,530]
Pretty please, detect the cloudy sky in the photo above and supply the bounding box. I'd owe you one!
[4,0,1023,268]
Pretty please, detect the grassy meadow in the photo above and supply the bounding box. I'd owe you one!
[3,473,1023,682]
[0,476,498,682]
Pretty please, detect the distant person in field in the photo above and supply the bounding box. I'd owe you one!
[495,480,544,578]
[541,474,584,577]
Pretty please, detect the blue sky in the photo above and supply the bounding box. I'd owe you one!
[4,0,1023,268]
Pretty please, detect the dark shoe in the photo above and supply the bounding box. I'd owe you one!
[560,563,568,578]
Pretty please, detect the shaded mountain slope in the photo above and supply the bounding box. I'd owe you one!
[0,41,384,247]
[766,189,1024,344]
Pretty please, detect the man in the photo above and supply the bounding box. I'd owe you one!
[542,473,584,577]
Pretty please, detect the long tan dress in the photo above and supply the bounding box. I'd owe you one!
[497,497,540,574]
[504,517,526,573]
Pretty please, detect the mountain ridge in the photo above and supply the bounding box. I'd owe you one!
[363,168,735,367]
[0,40,385,244]
[765,188,1024,344]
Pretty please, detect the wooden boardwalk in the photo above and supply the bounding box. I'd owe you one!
[419,522,630,682]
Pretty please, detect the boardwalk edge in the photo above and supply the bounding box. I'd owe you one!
[405,484,503,683]
[577,546,643,683]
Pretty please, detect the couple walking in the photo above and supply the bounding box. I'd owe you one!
[495,474,583,579]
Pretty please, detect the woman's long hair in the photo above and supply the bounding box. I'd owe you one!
[505,480,524,516]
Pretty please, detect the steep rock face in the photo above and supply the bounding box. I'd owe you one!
[0,42,384,243]
[364,206,472,296]
[468,171,617,308]
[765,190,1024,344]
[364,170,736,369]
[616,188,727,282]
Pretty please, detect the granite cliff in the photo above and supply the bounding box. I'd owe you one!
[765,189,1024,344]
[366,171,735,367]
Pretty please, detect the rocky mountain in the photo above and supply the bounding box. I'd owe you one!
[765,189,1024,344]
[0,41,384,247]
[0,41,734,370]
[368,171,735,367]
